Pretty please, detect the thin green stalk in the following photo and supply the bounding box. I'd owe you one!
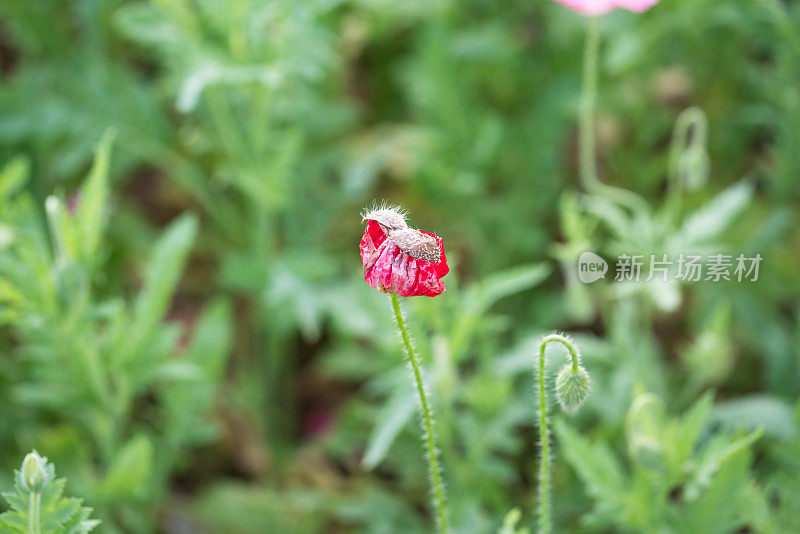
[29,492,41,534]
[537,334,588,534]
[537,340,551,534]
[578,17,600,194]
[665,106,707,226]
[578,18,650,216]
[390,293,449,533]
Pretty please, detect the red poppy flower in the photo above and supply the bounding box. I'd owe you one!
[360,206,449,297]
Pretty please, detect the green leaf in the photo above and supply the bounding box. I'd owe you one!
[681,431,761,534]
[674,181,753,245]
[685,429,761,497]
[451,263,551,359]
[554,418,626,512]
[711,395,798,440]
[130,214,198,348]
[77,129,116,265]
[666,392,714,471]
[0,157,29,201]
[185,299,233,379]
[463,263,552,315]
[497,508,529,534]
[103,435,153,499]
[45,196,79,264]
[163,299,232,447]
[362,388,416,470]
[151,360,203,382]
[625,392,667,472]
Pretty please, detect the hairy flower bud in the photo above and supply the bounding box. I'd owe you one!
[555,364,590,414]
[360,204,408,230]
[20,451,50,492]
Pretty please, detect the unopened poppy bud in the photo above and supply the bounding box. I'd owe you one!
[20,451,49,492]
[555,364,590,414]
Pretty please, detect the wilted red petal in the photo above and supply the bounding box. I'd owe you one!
[420,230,449,278]
[360,220,449,297]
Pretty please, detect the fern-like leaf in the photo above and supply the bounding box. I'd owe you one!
[0,451,99,534]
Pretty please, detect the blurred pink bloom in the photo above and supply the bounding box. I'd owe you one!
[615,0,659,12]
[304,408,337,437]
[552,0,659,15]
[66,192,81,215]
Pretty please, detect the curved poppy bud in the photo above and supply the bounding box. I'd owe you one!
[360,205,449,297]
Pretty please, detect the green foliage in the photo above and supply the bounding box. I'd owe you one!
[1,451,99,534]
[0,136,226,531]
[555,392,765,533]
[0,0,799,532]
[498,508,529,534]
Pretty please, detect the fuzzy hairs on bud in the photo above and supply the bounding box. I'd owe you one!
[361,201,408,230]
[555,364,591,414]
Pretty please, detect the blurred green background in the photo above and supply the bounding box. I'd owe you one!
[0,0,798,532]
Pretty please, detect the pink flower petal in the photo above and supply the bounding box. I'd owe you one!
[614,0,659,12]
[551,0,659,15]
[360,220,448,297]
[552,0,616,16]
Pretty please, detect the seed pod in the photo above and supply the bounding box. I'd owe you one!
[361,204,408,231]
[387,228,441,262]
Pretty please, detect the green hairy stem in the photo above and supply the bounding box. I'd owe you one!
[389,293,449,533]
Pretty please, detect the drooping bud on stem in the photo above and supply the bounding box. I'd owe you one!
[536,334,591,534]
[555,363,591,414]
